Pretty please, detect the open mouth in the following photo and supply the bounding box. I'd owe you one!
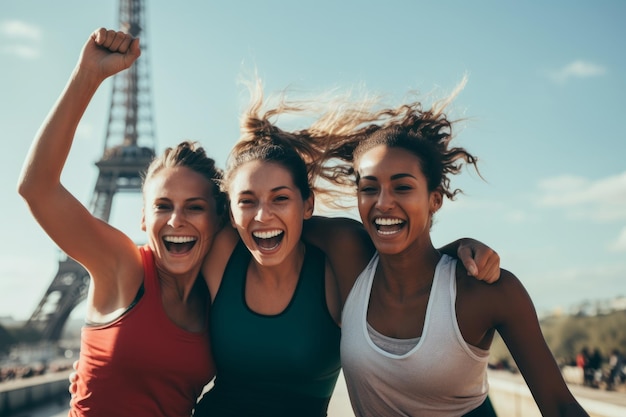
[163,235,197,254]
[374,218,406,235]
[252,229,284,251]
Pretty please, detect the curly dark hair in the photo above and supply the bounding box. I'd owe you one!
[317,78,481,200]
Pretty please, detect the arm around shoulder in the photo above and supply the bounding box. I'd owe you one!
[439,237,500,283]
[303,216,374,303]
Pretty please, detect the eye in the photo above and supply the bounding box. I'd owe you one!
[274,194,290,203]
[237,198,255,207]
[154,202,172,211]
[395,184,414,192]
[188,204,206,211]
[358,185,377,194]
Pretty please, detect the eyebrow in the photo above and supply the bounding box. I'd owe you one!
[153,197,209,203]
[359,173,417,182]
[237,185,292,195]
[391,173,417,180]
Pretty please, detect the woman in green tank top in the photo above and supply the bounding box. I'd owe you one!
[194,83,344,417]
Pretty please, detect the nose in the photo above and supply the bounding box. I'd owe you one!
[167,208,185,228]
[254,202,273,222]
[376,188,394,212]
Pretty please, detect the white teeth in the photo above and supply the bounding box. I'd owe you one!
[375,218,404,226]
[163,235,197,243]
[253,230,283,239]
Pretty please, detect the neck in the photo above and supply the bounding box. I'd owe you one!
[376,243,441,298]
[249,241,305,288]
[158,266,203,304]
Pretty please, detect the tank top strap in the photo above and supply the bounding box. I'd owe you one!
[295,242,326,302]
[139,245,158,296]
[213,239,251,306]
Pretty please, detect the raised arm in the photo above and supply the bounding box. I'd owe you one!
[17,29,142,304]
[494,271,589,416]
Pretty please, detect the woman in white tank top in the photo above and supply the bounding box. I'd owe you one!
[319,79,589,417]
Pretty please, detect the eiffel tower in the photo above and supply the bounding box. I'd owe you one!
[24,0,156,342]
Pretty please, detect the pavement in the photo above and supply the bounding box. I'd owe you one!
[5,369,626,417]
[487,369,626,417]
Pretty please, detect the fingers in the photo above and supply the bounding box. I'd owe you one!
[457,239,501,283]
[127,37,141,61]
[457,245,478,277]
[68,360,79,397]
[92,27,137,54]
[84,27,141,75]
[473,249,501,283]
[68,371,78,393]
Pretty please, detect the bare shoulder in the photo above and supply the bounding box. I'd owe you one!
[304,216,374,304]
[456,260,520,293]
[455,261,530,310]
[454,261,534,347]
[459,262,536,328]
[303,216,373,262]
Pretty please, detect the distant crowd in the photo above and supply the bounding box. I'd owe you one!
[573,347,625,391]
[0,359,73,383]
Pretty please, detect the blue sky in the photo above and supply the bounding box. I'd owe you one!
[1,0,624,321]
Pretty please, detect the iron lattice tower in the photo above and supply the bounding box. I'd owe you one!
[25,0,156,341]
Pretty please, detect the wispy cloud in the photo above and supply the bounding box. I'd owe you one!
[547,60,607,84]
[536,171,626,222]
[1,20,41,40]
[0,20,41,59]
[609,227,626,253]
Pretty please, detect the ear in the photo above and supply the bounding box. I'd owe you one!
[303,193,315,220]
[140,207,147,232]
[429,188,443,214]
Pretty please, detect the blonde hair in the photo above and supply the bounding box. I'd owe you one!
[144,140,226,215]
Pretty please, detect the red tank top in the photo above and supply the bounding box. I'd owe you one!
[69,245,214,417]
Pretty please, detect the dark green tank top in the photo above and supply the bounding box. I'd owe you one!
[197,240,341,417]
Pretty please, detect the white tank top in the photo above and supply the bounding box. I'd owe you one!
[340,253,490,417]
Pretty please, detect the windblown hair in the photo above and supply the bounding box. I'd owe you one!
[143,141,226,216]
[315,77,481,200]
[222,80,337,206]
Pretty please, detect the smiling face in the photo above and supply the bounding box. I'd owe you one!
[141,166,219,278]
[356,145,442,256]
[228,160,314,267]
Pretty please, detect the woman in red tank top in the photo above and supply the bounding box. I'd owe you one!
[18,28,223,417]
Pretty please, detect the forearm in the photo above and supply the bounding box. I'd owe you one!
[437,238,462,257]
[438,237,500,281]
[18,68,102,199]
[559,402,589,417]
